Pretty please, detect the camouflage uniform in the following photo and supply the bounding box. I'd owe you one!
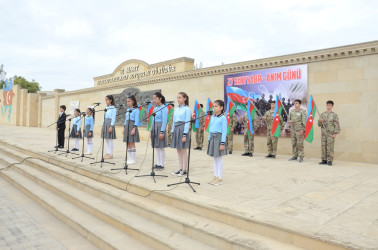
[289,108,307,158]
[167,113,173,145]
[226,113,238,152]
[195,111,205,147]
[318,111,340,162]
[243,113,259,154]
[263,110,284,156]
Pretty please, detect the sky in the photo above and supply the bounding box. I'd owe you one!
[1,0,377,91]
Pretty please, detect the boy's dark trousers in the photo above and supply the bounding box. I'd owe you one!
[58,127,65,147]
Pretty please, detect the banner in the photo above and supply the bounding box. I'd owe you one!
[224,64,308,137]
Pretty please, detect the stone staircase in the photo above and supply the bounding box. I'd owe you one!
[0,142,345,250]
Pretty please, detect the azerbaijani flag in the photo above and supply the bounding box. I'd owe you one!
[192,100,203,132]
[246,100,256,138]
[226,86,248,111]
[305,95,317,143]
[226,97,236,134]
[204,98,213,132]
[146,103,154,131]
[137,104,146,126]
[272,95,283,138]
[166,103,173,124]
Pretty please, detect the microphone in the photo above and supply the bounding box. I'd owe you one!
[166,101,174,104]
[93,102,101,105]
[66,114,73,117]
[207,110,213,115]
[144,101,152,105]
[117,104,125,107]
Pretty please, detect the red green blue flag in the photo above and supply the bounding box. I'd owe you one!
[204,98,213,132]
[272,95,283,138]
[246,100,256,138]
[146,103,154,131]
[166,103,173,124]
[226,97,236,134]
[137,104,146,126]
[305,95,317,143]
[192,100,203,132]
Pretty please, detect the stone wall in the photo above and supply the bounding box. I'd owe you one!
[1,41,377,164]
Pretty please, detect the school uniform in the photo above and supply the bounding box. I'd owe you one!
[70,116,82,138]
[151,104,168,148]
[101,105,117,139]
[123,107,140,143]
[170,104,191,149]
[84,116,94,138]
[207,114,227,157]
[57,112,66,147]
[207,113,227,186]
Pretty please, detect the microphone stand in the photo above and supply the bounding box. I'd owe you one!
[167,113,207,192]
[135,103,170,183]
[72,113,94,162]
[48,118,68,154]
[110,107,138,174]
[90,107,115,168]
[58,117,79,157]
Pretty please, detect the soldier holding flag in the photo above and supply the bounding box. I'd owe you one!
[288,99,307,162]
[262,101,284,158]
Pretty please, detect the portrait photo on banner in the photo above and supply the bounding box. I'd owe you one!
[224,64,308,137]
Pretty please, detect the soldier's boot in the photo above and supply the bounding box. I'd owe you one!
[198,147,202,150]
[289,156,298,161]
[271,155,276,158]
[249,153,253,157]
[242,152,249,156]
[229,151,232,154]
[299,157,303,163]
[319,160,327,165]
[265,154,272,158]
[327,161,332,166]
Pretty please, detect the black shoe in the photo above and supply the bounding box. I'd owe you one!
[289,156,298,161]
[249,153,253,157]
[229,151,232,154]
[327,161,332,166]
[172,169,181,175]
[271,155,276,158]
[54,146,59,148]
[299,157,303,162]
[154,164,159,169]
[265,154,272,158]
[178,170,187,176]
[198,147,202,150]
[319,160,327,165]
[242,153,249,156]
[155,165,165,171]
[193,147,199,150]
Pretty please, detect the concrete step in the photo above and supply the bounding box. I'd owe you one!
[0,166,151,250]
[0,142,344,250]
[16,155,303,250]
[10,162,216,250]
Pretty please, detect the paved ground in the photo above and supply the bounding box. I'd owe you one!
[0,125,378,249]
[0,175,98,250]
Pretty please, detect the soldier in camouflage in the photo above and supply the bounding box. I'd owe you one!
[288,99,307,162]
[166,104,174,146]
[242,112,259,157]
[318,100,340,166]
[194,104,205,150]
[262,102,284,158]
[226,112,238,154]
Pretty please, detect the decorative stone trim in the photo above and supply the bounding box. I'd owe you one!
[42,41,378,99]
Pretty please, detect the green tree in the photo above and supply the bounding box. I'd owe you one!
[0,75,42,93]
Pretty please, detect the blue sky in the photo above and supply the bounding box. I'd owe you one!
[1,0,377,91]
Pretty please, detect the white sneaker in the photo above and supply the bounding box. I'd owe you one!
[127,159,136,165]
